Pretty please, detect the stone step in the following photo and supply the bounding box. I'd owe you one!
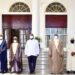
[7,50,67,74]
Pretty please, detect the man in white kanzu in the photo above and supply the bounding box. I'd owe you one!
[25,34,40,74]
[66,38,75,73]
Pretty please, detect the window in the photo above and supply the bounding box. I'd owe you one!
[46,28,67,47]
[45,3,67,48]
[9,2,30,12]
[46,2,66,12]
[20,29,30,49]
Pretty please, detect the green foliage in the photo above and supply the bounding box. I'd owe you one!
[35,37,42,42]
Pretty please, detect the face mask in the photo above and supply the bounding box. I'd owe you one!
[0,36,3,40]
[54,36,58,39]
[30,36,34,39]
[13,39,17,43]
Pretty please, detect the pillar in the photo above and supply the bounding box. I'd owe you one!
[0,15,2,34]
[32,0,39,37]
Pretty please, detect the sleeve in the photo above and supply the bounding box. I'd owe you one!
[24,41,28,56]
[18,44,22,59]
[9,44,13,61]
[36,41,40,55]
[60,41,64,57]
[48,40,52,56]
[1,40,7,52]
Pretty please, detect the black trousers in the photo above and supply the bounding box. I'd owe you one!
[28,56,37,73]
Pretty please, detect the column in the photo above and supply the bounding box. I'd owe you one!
[32,0,39,37]
[40,10,46,50]
[0,15,2,34]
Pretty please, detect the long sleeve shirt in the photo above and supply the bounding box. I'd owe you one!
[25,39,40,56]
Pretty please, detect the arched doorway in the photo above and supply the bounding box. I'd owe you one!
[2,2,32,49]
[45,2,67,49]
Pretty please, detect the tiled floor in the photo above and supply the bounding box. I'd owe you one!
[0,50,74,75]
[0,73,75,75]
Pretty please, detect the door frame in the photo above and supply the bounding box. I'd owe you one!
[45,12,67,48]
[2,13,32,49]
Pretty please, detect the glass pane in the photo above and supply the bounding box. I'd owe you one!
[51,28,57,34]
[46,35,50,47]
[46,28,50,35]
[24,35,26,44]
[63,28,67,34]
[26,30,29,34]
[50,35,54,39]
[45,28,67,48]
[19,29,30,49]
[20,30,24,48]
[58,28,64,34]
[5,29,8,41]
[4,29,10,48]
[20,30,23,34]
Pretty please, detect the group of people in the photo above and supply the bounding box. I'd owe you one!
[0,33,40,74]
[0,34,23,73]
[0,33,75,74]
[49,34,75,74]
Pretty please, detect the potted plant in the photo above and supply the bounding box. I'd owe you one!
[35,36,42,49]
[35,36,41,42]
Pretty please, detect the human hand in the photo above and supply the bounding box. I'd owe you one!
[49,54,52,57]
[71,52,75,56]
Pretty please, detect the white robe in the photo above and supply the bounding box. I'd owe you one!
[66,44,75,71]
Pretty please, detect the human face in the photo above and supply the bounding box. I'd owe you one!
[30,35,34,39]
[54,35,58,39]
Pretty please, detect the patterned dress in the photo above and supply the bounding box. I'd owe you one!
[9,43,22,73]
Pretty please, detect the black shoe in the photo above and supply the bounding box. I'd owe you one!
[66,71,70,74]
[72,71,75,73]
[16,71,22,74]
[1,71,5,73]
[29,72,33,74]
[30,71,35,74]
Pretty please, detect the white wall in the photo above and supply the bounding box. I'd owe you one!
[67,0,75,50]
[0,0,32,13]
